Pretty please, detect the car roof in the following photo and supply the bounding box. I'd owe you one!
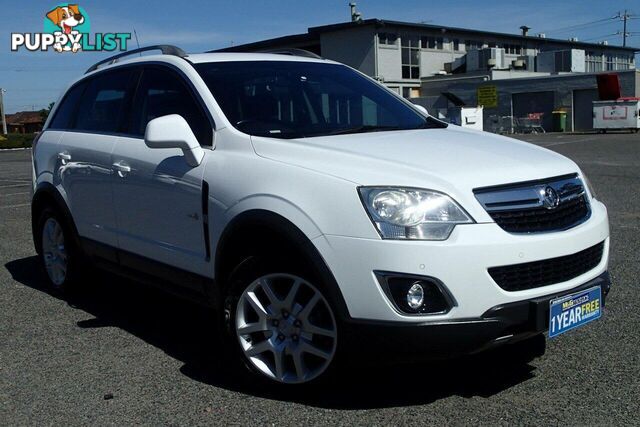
[186,52,333,64]
[79,52,339,81]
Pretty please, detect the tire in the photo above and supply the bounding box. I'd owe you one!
[224,256,339,385]
[35,206,83,293]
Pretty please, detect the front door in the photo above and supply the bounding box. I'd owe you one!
[111,65,214,276]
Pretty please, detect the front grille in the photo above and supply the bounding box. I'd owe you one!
[474,174,591,233]
[489,195,589,233]
[488,242,604,292]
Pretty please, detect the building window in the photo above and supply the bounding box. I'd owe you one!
[465,39,483,50]
[605,54,614,71]
[420,36,443,50]
[613,54,631,70]
[586,51,603,72]
[452,38,460,51]
[401,87,420,98]
[402,36,420,79]
[379,32,398,46]
[613,55,622,70]
[503,43,522,55]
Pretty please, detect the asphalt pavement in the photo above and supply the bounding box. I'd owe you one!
[1,132,638,425]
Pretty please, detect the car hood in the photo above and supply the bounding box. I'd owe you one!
[250,126,581,221]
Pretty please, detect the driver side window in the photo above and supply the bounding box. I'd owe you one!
[129,67,213,146]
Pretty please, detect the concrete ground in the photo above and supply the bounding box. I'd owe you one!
[1,132,638,425]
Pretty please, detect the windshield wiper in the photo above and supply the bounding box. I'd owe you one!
[325,125,402,136]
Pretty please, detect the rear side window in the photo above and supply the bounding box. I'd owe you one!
[74,69,135,133]
[48,83,86,130]
[129,67,212,145]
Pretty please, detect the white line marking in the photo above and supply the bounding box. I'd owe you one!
[0,183,30,189]
[536,138,598,147]
[581,160,632,167]
[0,192,30,197]
[0,203,29,209]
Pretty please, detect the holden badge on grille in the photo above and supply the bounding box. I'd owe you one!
[541,186,560,209]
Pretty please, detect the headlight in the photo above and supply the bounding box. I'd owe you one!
[359,187,474,240]
[582,173,597,200]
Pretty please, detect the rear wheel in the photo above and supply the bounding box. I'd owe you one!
[226,258,338,385]
[36,207,81,292]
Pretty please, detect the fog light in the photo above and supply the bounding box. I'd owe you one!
[375,272,454,315]
[406,282,424,309]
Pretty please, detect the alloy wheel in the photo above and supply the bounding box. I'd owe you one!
[235,273,337,384]
[42,217,67,286]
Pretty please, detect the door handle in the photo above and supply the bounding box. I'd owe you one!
[112,161,131,178]
[57,152,71,165]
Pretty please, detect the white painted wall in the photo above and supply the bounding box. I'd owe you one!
[377,45,402,81]
[320,26,376,76]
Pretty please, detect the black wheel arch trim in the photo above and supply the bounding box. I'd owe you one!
[31,182,81,254]
[215,209,351,321]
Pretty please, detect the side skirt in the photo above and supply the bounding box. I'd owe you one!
[80,237,217,308]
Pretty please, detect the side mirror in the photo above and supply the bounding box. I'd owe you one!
[144,114,205,167]
[413,104,429,116]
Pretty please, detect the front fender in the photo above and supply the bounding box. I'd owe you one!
[224,194,324,240]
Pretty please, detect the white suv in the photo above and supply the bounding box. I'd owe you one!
[32,46,610,385]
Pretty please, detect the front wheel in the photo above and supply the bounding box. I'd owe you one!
[227,259,338,385]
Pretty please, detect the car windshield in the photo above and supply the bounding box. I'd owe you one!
[195,60,445,139]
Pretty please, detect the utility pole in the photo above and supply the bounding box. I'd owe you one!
[0,89,7,135]
[622,10,629,47]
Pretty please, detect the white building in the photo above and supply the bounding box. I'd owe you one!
[215,18,638,98]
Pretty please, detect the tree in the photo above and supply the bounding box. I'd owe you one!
[39,102,55,120]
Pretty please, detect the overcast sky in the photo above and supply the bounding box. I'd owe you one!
[1,0,638,113]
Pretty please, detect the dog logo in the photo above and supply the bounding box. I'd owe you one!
[45,4,87,52]
[11,4,130,53]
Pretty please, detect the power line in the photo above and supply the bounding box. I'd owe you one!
[539,16,618,35]
[0,67,82,71]
[546,20,618,36]
[581,32,620,42]
[2,89,63,92]
[538,11,638,46]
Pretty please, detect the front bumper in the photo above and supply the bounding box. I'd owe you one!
[341,272,610,360]
[313,199,609,322]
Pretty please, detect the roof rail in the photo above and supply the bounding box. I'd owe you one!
[85,45,188,74]
[258,48,322,59]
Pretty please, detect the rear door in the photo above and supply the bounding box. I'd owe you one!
[111,65,213,276]
[55,67,138,247]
